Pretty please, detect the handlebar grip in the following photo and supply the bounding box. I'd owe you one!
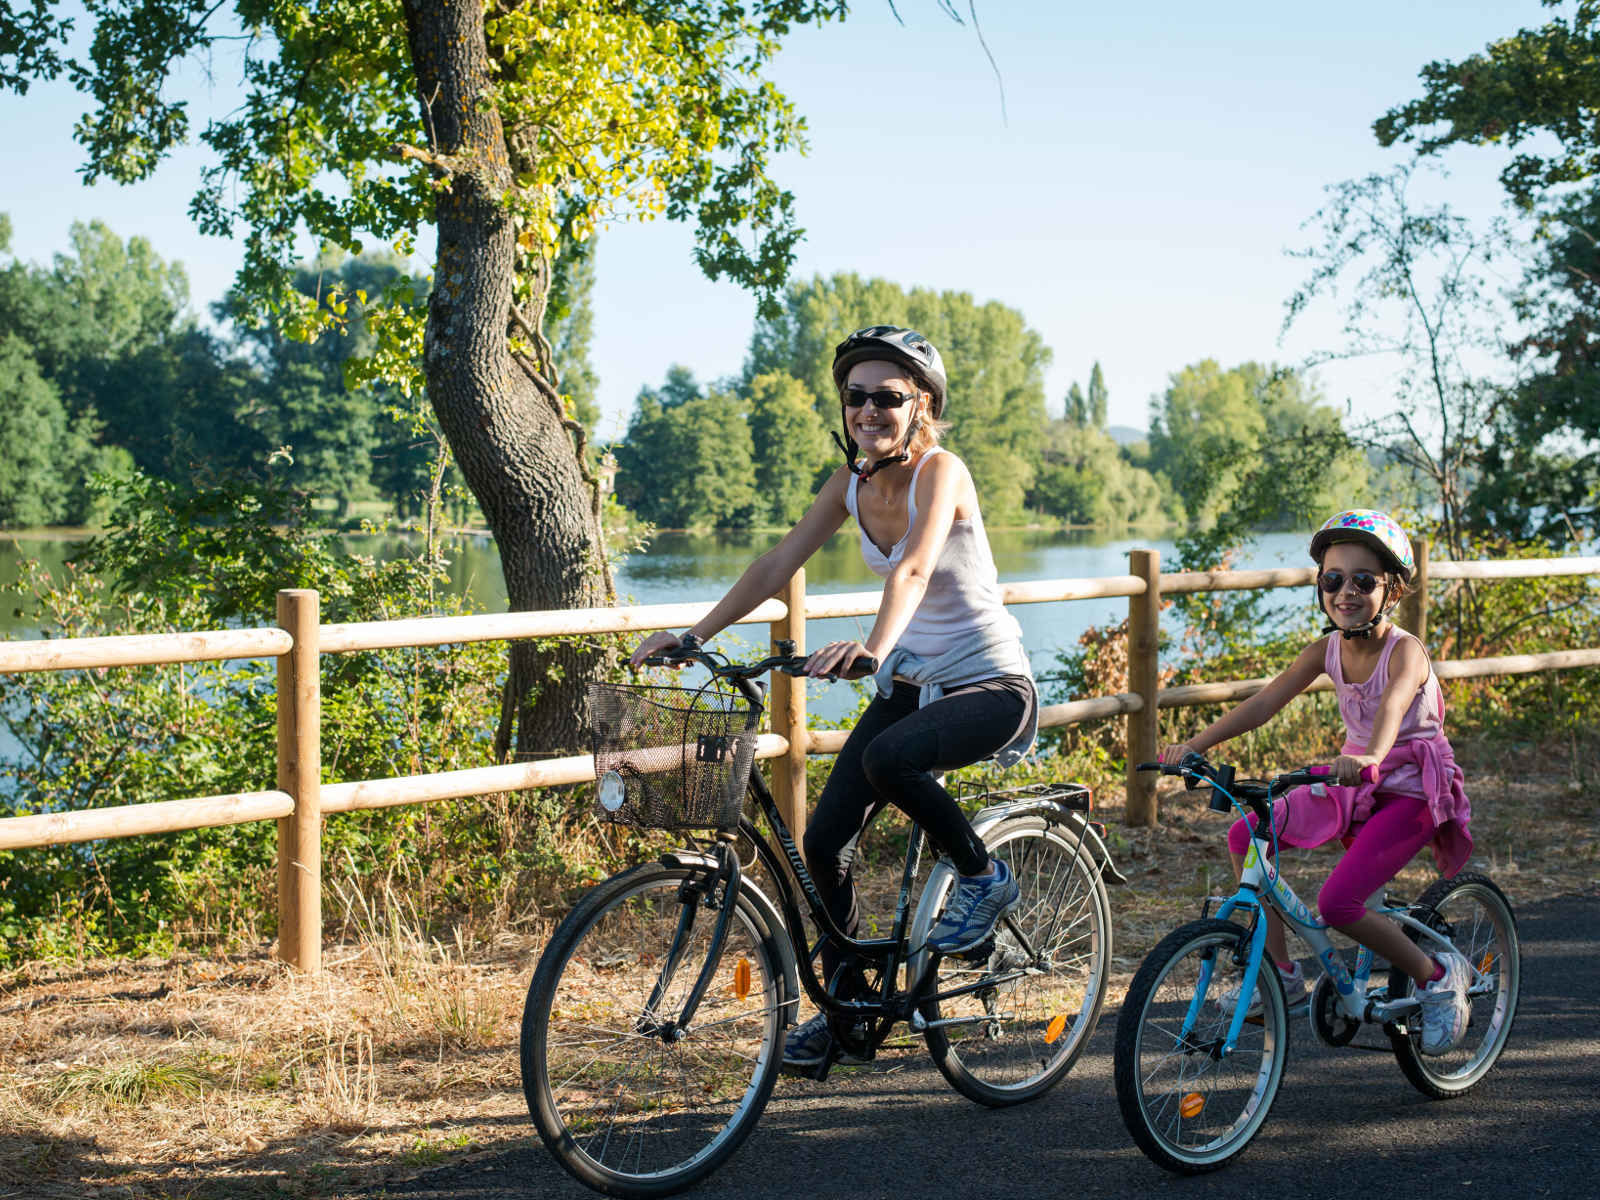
[1305,763,1380,784]
[1136,761,1164,772]
[851,654,878,676]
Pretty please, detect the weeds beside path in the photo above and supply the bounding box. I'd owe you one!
[3,748,1597,1199]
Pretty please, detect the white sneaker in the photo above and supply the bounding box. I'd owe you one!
[1417,951,1471,1055]
[1211,960,1310,1015]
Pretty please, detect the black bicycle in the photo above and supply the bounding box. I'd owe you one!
[520,642,1123,1198]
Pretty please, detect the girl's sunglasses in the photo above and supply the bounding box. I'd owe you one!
[1318,569,1381,595]
[841,388,916,409]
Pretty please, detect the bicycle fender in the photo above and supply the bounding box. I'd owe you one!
[737,874,802,1027]
[969,800,1128,886]
[905,804,1123,989]
[657,850,801,1028]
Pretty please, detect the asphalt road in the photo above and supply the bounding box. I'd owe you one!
[366,894,1600,1200]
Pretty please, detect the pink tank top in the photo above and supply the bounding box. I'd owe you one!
[1325,628,1443,797]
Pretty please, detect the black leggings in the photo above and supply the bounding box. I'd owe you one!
[802,675,1031,990]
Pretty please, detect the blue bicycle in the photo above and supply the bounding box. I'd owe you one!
[1114,755,1519,1174]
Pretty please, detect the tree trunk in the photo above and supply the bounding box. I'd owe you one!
[401,0,606,757]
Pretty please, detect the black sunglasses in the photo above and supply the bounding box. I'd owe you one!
[841,388,917,410]
[1318,569,1381,595]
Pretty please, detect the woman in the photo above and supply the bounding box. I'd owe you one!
[629,325,1037,1067]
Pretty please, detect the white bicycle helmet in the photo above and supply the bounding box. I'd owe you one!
[1310,509,1415,582]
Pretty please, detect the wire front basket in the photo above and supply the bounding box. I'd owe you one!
[587,680,761,831]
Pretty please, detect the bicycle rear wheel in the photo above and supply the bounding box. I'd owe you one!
[1387,872,1519,1098]
[1114,918,1288,1174]
[921,814,1113,1106]
[522,862,785,1198]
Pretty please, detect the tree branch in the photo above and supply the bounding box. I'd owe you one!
[392,140,466,176]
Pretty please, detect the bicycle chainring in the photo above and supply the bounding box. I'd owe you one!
[1309,973,1361,1047]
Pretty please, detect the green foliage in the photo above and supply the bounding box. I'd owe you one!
[1062,381,1087,427]
[29,0,845,349]
[0,336,86,527]
[1027,423,1170,527]
[1285,167,1503,559]
[1375,1,1600,210]
[745,370,832,525]
[547,240,602,441]
[612,369,758,528]
[1373,9,1600,542]
[0,467,625,963]
[1148,360,1364,538]
[745,272,1051,521]
[1087,361,1108,429]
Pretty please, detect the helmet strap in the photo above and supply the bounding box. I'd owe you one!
[833,397,923,482]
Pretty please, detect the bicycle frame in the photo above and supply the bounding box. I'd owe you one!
[1194,812,1462,1057]
[734,764,1046,1037]
[638,659,1108,1059]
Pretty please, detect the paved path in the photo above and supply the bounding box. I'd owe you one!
[363,894,1600,1200]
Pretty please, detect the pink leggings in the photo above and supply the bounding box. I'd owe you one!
[1227,792,1436,925]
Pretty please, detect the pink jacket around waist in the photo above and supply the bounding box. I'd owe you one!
[1276,733,1474,877]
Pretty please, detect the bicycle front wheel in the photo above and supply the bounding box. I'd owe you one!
[1387,872,1519,1098]
[921,814,1113,1106]
[1114,918,1289,1174]
[521,862,785,1199]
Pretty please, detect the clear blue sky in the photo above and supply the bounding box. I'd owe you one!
[3,1,1546,440]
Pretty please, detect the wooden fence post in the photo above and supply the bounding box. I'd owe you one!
[1126,549,1161,827]
[1399,536,1430,647]
[275,589,322,973]
[769,569,808,836]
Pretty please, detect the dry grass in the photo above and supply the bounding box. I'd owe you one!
[2,742,1596,1199]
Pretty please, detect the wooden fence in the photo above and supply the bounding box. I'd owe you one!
[2,539,1598,972]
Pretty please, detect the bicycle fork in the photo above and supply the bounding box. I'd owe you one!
[639,839,743,1042]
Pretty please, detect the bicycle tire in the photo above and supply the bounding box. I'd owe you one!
[521,861,785,1198]
[1386,872,1519,1099]
[1114,918,1289,1174]
[920,813,1113,1106]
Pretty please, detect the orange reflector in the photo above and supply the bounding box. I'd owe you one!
[733,957,752,1000]
[1179,1093,1205,1119]
[1478,951,1494,974]
[1045,1014,1068,1045]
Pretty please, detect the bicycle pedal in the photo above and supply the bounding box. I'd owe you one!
[954,936,997,963]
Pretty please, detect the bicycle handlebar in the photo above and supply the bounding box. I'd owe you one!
[643,644,878,682]
[1136,754,1379,825]
[1136,757,1379,788]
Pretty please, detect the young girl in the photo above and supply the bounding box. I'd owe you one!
[1160,509,1474,1055]
[630,326,1036,1068]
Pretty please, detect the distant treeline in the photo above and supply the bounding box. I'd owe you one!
[609,273,1393,532]
[2,217,1388,536]
[0,216,595,529]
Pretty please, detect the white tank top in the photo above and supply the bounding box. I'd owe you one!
[845,447,1022,658]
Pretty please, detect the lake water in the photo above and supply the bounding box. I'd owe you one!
[1,526,1314,723]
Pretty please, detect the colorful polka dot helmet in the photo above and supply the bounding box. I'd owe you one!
[1310,509,1414,582]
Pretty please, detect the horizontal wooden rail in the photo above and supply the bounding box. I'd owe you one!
[1430,557,1600,581]
[0,790,293,851]
[322,599,787,654]
[0,628,292,674]
[320,734,790,816]
[1040,693,1143,725]
[1163,566,1316,594]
